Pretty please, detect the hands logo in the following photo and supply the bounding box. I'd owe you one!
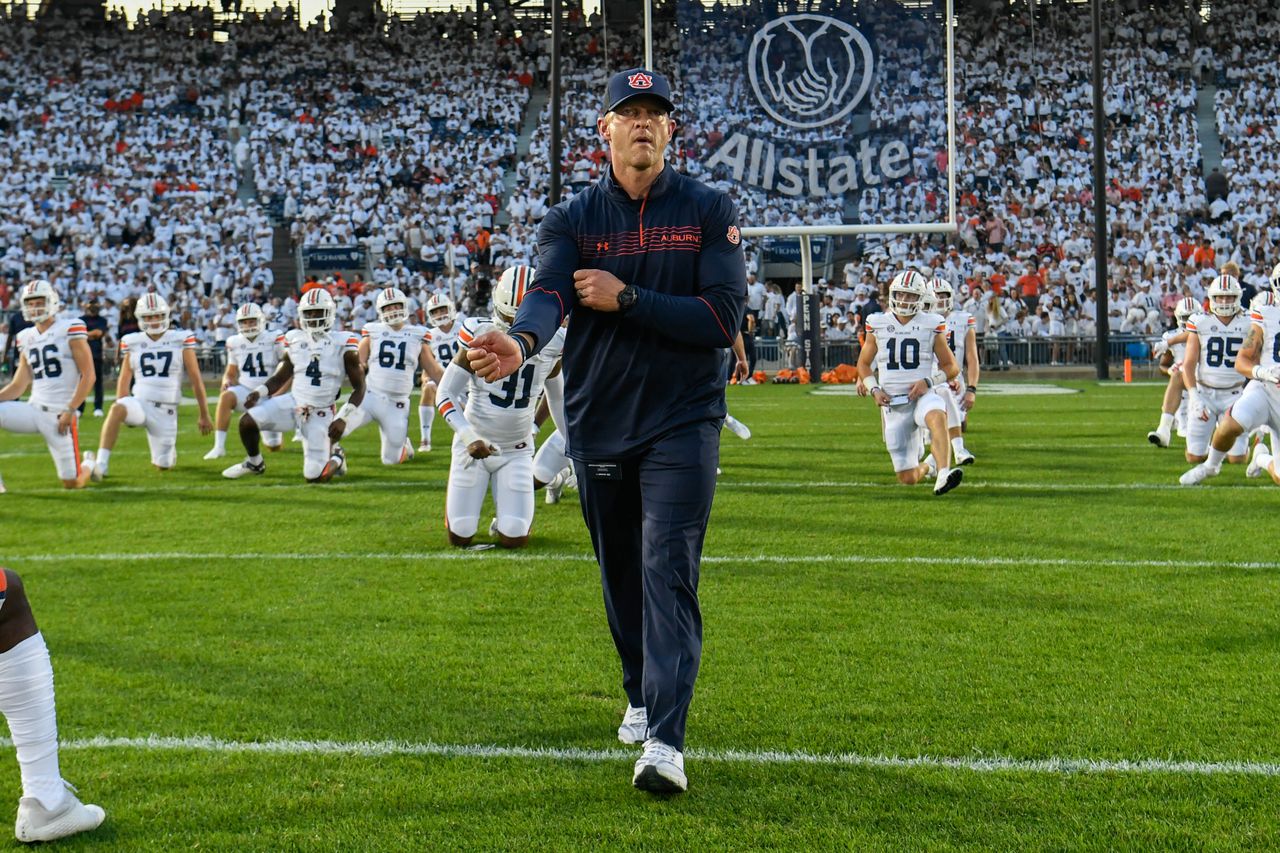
[747,14,874,130]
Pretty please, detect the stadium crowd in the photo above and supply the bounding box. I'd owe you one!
[6,0,1280,374]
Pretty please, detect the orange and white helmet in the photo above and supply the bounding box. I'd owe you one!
[493,265,534,331]
[19,279,60,324]
[930,277,954,315]
[888,270,930,317]
[1251,290,1278,311]
[1174,296,1200,328]
[137,292,171,334]
[299,288,336,340]
[375,287,409,328]
[235,302,265,340]
[1207,274,1243,318]
[1270,262,1280,292]
[426,293,456,329]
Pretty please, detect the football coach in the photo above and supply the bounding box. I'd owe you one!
[466,67,746,794]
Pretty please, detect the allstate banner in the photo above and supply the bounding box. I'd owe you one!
[303,247,366,270]
[678,1,946,222]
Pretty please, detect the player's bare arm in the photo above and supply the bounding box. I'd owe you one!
[1237,323,1280,383]
[962,328,979,409]
[1181,334,1200,390]
[0,356,32,402]
[856,332,890,406]
[115,357,134,400]
[62,338,95,435]
[357,336,371,371]
[222,360,240,392]
[329,350,367,442]
[181,347,213,435]
[419,344,443,384]
[732,332,749,383]
[245,354,293,409]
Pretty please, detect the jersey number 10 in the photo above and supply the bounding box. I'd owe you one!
[884,338,921,370]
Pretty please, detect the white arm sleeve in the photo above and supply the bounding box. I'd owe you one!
[436,361,474,436]
[543,368,566,434]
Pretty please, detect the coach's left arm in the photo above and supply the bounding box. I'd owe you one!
[622,194,746,349]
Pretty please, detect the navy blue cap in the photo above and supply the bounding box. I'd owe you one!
[603,68,675,115]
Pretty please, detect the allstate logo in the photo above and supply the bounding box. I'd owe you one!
[747,14,874,130]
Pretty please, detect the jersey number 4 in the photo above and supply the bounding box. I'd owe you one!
[489,363,535,409]
[883,337,921,370]
[27,345,62,380]
[139,351,173,378]
[305,357,323,386]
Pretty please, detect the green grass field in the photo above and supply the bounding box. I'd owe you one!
[3,379,1280,849]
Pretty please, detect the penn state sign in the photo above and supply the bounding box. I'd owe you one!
[747,15,874,130]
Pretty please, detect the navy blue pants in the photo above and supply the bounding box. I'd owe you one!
[574,420,720,752]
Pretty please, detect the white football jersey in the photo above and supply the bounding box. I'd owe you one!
[455,319,566,446]
[944,310,976,376]
[226,332,285,388]
[1250,305,1280,375]
[867,311,945,395]
[285,329,358,407]
[1187,311,1250,388]
[363,322,429,398]
[429,323,462,370]
[16,314,87,408]
[121,329,195,404]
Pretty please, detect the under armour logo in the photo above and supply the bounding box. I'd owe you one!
[627,73,653,90]
[596,241,610,253]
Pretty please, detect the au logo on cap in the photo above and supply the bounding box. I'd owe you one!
[627,72,654,89]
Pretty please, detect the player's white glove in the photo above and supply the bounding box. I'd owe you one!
[1253,365,1280,384]
[1151,339,1169,357]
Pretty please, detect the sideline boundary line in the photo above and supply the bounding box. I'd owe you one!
[6,552,1279,571]
[22,734,1280,778]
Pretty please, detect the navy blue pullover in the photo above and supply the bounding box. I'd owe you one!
[508,165,747,460]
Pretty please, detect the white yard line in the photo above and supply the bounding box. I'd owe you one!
[5,552,1277,571]
[19,733,1280,778]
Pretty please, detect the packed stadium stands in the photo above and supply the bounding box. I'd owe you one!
[3,0,1280,375]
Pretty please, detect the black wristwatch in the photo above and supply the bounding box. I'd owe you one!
[617,284,638,313]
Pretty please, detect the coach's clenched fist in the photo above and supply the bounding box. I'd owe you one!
[573,268,625,311]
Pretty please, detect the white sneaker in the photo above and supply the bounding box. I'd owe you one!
[545,469,568,505]
[92,409,103,417]
[203,446,226,460]
[14,788,105,842]
[633,738,687,793]
[725,417,752,440]
[1247,443,1268,479]
[81,451,95,477]
[90,464,106,483]
[417,440,431,453]
[617,705,648,744]
[222,459,266,479]
[934,466,963,495]
[401,439,415,462]
[291,432,303,443]
[1147,429,1170,448]
[922,454,937,479]
[954,448,975,466]
[1179,463,1219,486]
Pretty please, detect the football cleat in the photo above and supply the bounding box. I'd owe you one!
[203,447,226,460]
[1147,429,1170,448]
[1178,463,1219,486]
[417,441,432,453]
[291,432,303,443]
[400,439,415,463]
[92,409,103,417]
[14,788,105,843]
[724,416,751,441]
[618,705,648,745]
[633,738,687,794]
[265,442,283,452]
[222,459,266,479]
[933,467,963,495]
[319,446,346,482]
[1246,442,1269,479]
[954,448,975,466]
[545,469,568,505]
[89,464,106,483]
